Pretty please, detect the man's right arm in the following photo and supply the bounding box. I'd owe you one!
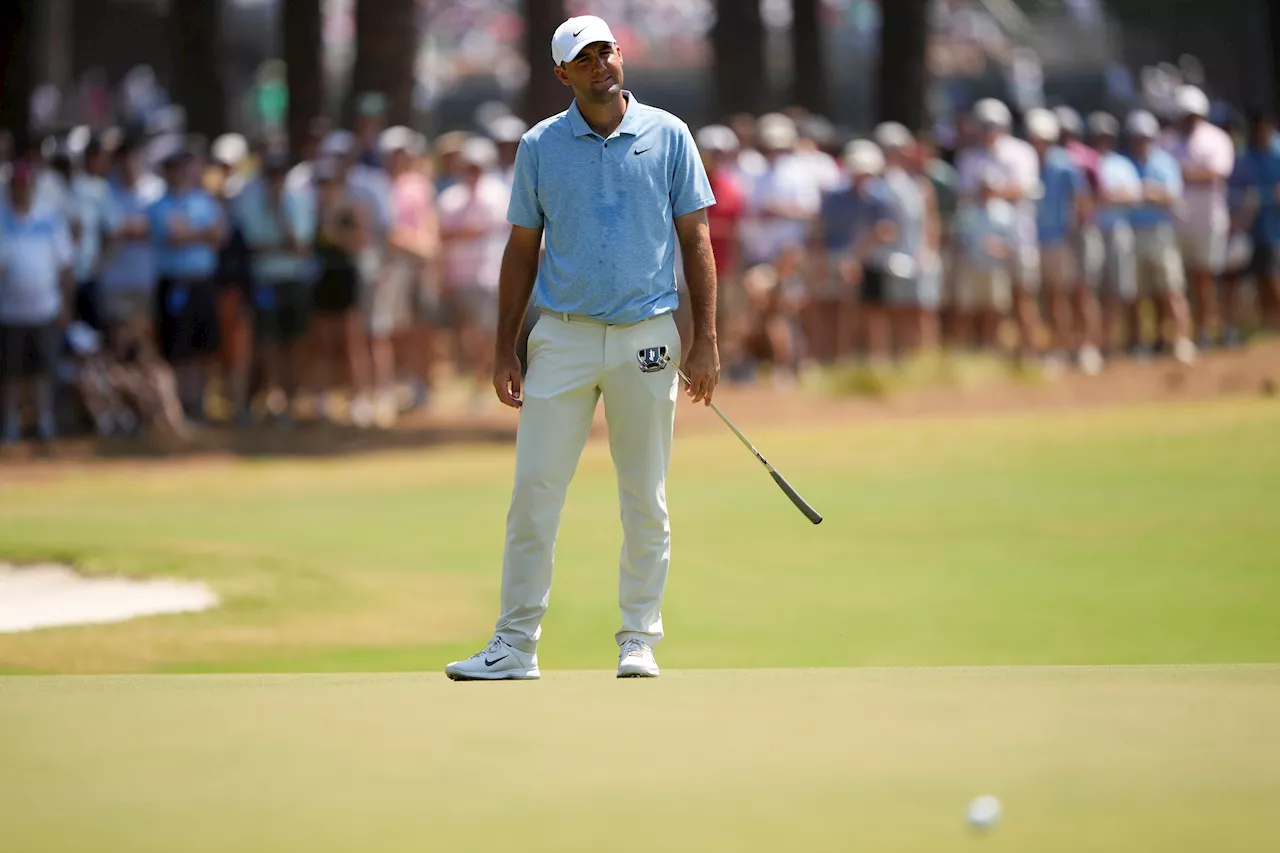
[492,224,543,408]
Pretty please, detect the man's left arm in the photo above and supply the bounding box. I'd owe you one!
[670,122,720,405]
[675,210,719,405]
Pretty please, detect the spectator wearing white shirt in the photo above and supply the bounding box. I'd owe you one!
[1166,85,1236,347]
[1088,112,1142,355]
[438,136,510,407]
[874,122,934,357]
[956,98,1043,358]
[70,136,114,333]
[739,113,823,268]
[0,162,74,444]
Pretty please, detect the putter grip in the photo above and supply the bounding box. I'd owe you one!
[770,469,823,525]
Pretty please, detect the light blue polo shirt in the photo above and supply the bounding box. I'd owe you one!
[233,177,314,285]
[1130,149,1183,232]
[0,206,74,325]
[149,189,223,281]
[1037,146,1086,245]
[507,91,716,325]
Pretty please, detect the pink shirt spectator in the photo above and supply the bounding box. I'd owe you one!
[1063,138,1100,192]
[1168,120,1235,235]
[392,171,436,237]
[437,173,510,290]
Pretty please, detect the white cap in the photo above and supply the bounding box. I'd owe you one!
[1125,110,1161,139]
[319,130,355,158]
[551,15,617,65]
[459,136,499,168]
[1174,84,1210,119]
[973,98,1012,129]
[1088,111,1120,138]
[488,114,529,144]
[1024,108,1060,142]
[379,125,425,157]
[757,113,798,150]
[873,121,914,151]
[1054,106,1084,137]
[211,133,249,167]
[842,139,884,176]
[696,124,739,153]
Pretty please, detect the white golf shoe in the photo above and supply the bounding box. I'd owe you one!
[617,638,660,678]
[445,637,540,681]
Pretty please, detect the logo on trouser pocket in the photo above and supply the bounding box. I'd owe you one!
[637,346,669,373]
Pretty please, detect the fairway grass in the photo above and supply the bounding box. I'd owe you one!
[1,666,1278,852]
[1,397,1279,674]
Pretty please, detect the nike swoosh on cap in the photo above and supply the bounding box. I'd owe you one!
[573,27,587,37]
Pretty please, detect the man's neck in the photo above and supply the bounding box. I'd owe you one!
[578,91,628,139]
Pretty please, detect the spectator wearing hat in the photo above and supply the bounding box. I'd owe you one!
[234,149,314,426]
[953,165,1018,350]
[957,98,1043,360]
[381,125,440,419]
[839,139,900,362]
[1024,108,1100,372]
[1088,111,1142,356]
[100,137,165,363]
[695,124,747,365]
[208,134,255,426]
[1126,109,1196,365]
[874,121,937,357]
[0,162,74,444]
[1222,112,1280,340]
[740,113,823,270]
[309,157,375,427]
[70,134,115,335]
[353,92,389,170]
[150,147,227,420]
[487,114,529,193]
[1167,85,1235,347]
[438,136,511,409]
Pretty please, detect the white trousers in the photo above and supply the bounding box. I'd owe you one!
[495,311,681,653]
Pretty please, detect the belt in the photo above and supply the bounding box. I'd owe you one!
[550,310,672,327]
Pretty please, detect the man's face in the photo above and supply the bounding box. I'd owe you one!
[8,171,32,207]
[1094,133,1116,153]
[555,41,624,103]
[981,124,1002,149]
[1179,115,1199,136]
[1132,137,1152,160]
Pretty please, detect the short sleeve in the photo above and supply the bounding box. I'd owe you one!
[1163,156,1185,199]
[670,123,716,218]
[52,217,74,268]
[506,138,543,229]
[148,200,170,245]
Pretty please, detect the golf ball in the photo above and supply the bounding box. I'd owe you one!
[967,795,1002,830]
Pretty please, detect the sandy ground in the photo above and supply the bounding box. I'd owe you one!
[0,563,218,634]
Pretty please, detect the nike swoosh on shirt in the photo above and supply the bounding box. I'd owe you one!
[633,148,652,155]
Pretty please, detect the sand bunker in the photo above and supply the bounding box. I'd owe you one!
[0,562,218,633]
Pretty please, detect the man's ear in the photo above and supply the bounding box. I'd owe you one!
[553,64,571,87]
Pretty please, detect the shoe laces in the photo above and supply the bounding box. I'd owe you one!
[621,639,650,659]
[473,637,505,660]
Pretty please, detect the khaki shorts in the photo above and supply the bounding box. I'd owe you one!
[1134,225,1187,298]
[1179,225,1228,275]
[366,257,418,337]
[1040,241,1077,289]
[1099,224,1137,302]
[955,263,1012,313]
[100,288,153,325]
[450,285,498,331]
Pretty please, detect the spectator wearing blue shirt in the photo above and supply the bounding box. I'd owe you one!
[954,166,1019,349]
[234,151,314,425]
[840,139,900,362]
[1025,108,1100,372]
[150,148,226,419]
[100,138,165,356]
[1223,113,1280,339]
[1126,110,1196,364]
[1088,113,1142,355]
[0,162,74,444]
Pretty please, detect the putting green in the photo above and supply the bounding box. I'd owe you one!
[1,666,1277,852]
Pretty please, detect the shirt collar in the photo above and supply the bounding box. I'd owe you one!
[568,91,643,139]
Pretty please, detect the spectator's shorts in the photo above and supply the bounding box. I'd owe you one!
[955,264,1013,314]
[1041,240,1078,288]
[450,284,499,331]
[0,321,60,379]
[1247,239,1280,280]
[252,280,311,345]
[156,278,220,363]
[366,257,417,338]
[1076,225,1106,289]
[1179,225,1228,275]
[75,279,103,331]
[1013,242,1041,294]
[860,266,888,305]
[810,253,853,301]
[100,288,154,326]
[1098,224,1138,302]
[1134,224,1187,298]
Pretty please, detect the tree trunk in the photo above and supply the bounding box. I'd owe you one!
[282,0,324,161]
[0,0,35,150]
[791,0,828,117]
[877,0,930,131]
[712,0,767,120]
[349,0,417,127]
[170,0,225,140]
[521,0,567,124]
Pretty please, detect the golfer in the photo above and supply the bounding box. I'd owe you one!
[446,15,719,681]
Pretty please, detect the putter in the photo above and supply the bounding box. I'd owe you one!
[668,357,823,525]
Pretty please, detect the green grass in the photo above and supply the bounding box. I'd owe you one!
[1,667,1278,852]
[1,397,1279,674]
